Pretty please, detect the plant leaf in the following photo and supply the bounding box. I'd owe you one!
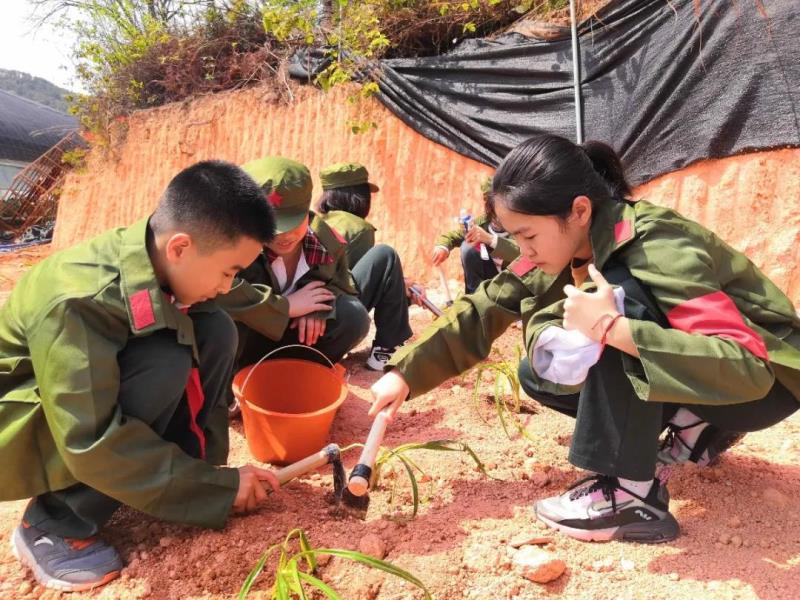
[296,571,342,600]
[312,550,433,599]
[238,545,279,599]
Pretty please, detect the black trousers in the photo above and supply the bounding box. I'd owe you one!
[237,244,412,366]
[460,241,499,294]
[24,310,237,538]
[517,264,799,480]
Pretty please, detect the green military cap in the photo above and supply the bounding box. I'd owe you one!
[241,156,312,233]
[319,162,379,192]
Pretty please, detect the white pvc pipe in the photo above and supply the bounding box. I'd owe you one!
[569,0,584,144]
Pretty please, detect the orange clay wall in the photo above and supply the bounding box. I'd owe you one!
[55,85,800,304]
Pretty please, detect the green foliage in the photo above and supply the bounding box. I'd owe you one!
[472,345,535,441]
[36,0,578,144]
[259,0,568,100]
[372,439,491,517]
[60,147,89,170]
[33,1,270,144]
[238,528,432,599]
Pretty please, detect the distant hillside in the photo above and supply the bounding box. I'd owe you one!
[0,69,71,113]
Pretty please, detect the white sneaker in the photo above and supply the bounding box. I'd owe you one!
[365,345,397,371]
[535,474,679,543]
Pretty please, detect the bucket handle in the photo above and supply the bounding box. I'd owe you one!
[238,344,340,398]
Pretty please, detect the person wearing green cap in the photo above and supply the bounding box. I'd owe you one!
[220,157,414,371]
[432,177,519,294]
[317,162,379,267]
[316,161,431,369]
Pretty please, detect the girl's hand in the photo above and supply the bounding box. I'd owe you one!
[465,225,492,246]
[562,264,619,341]
[368,369,410,420]
[432,246,450,266]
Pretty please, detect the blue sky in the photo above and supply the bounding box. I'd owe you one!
[0,1,78,90]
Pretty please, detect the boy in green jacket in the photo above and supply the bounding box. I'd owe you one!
[1,161,280,591]
[220,157,414,371]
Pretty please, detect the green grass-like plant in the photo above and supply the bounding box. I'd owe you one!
[471,346,535,441]
[238,528,432,599]
[369,439,491,517]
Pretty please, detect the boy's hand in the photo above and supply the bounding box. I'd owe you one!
[369,369,410,421]
[404,278,427,307]
[464,225,492,246]
[290,315,327,345]
[233,465,279,513]
[287,281,335,317]
[432,246,450,266]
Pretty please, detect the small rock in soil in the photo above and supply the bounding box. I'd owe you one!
[513,546,565,583]
[508,533,553,548]
[358,534,387,559]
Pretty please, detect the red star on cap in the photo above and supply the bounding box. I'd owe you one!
[267,190,283,207]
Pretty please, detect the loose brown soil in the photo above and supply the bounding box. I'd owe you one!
[1,253,799,600]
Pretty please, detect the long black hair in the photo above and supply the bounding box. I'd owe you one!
[489,133,631,221]
[316,183,372,219]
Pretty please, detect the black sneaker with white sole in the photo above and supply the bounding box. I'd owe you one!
[12,521,123,592]
[534,474,679,543]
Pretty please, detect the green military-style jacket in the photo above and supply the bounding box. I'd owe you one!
[218,212,357,340]
[0,218,239,528]
[525,200,800,406]
[319,210,376,267]
[435,214,520,267]
[388,262,569,398]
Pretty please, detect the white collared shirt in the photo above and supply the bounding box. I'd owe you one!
[271,250,310,294]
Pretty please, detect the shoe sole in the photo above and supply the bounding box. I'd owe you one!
[535,510,680,544]
[11,528,121,592]
[364,359,386,371]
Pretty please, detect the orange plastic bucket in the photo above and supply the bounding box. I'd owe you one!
[232,345,347,465]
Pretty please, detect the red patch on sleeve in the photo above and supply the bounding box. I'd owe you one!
[667,290,769,360]
[130,289,155,330]
[509,257,536,277]
[330,227,347,244]
[185,367,206,459]
[614,220,633,245]
[267,190,283,207]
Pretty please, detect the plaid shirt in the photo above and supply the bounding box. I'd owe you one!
[265,227,334,266]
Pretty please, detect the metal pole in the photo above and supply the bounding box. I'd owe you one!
[569,0,584,144]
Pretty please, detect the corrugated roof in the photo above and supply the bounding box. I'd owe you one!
[0,89,78,163]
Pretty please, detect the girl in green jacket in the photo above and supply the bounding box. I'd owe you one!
[370,133,800,543]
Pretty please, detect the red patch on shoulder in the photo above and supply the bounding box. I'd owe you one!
[267,190,283,208]
[130,289,155,330]
[614,220,633,245]
[330,227,347,244]
[667,291,769,360]
[509,257,536,277]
